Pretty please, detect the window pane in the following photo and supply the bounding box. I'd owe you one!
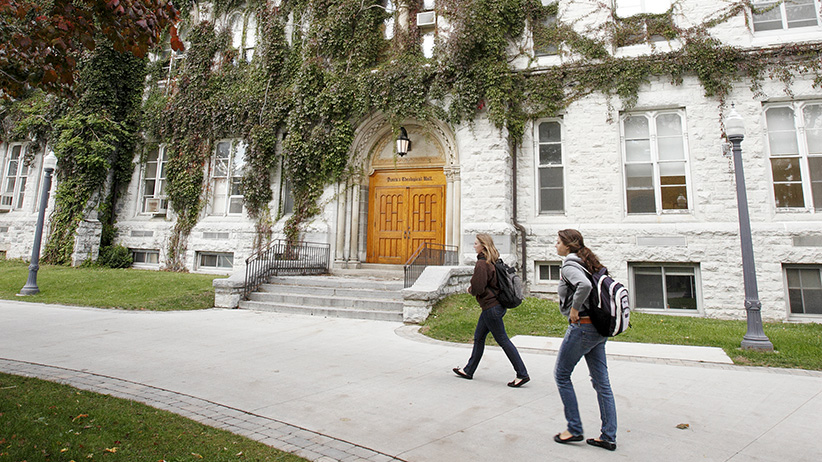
[625,140,651,162]
[145,162,157,179]
[15,178,25,208]
[657,136,684,160]
[770,157,802,182]
[635,270,665,309]
[201,254,217,267]
[146,148,159,162]
[229,197,244,214]
[804,104,822,155]
[767,107,799,155]
[661,185,688,209]
[800,268,822,289]
[539,144,561,165]
[787,268,801,287]
[233,142,246,174]
[753,2,784,31]
[218,254,234,268]
[666,273,696,309]
[539,166,562,187]
[809,157,822,210]
[539,265,550,280]
[624,115,649,138]
[773,183,805,208]
[626,163,655,213]
[539,121,561,142]
[656,113,682,137]
[785,0,818,28]
[230,14,243,49]
[540,188,564,212]
[789,288,805,313]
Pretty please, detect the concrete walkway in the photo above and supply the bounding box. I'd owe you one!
[1,300,821,462]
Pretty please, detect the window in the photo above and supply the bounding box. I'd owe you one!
[631,264,698,311]
[419,0,436,58]
[785,265,822,315]
[141,145,168,214]
[535,120,564,213]
[131,249,160,267]
[228,11,257,61]
[281,175,294,215]
[1,143,30,211]
[383,0,395,40]
[752,0,821,32]
[765,102,822,210]
[533,3,558,57]
[615,0,672,17]
[211,140,245,216]
[621,110,690,214]
[536,262,562,282]
[197,251,234,270]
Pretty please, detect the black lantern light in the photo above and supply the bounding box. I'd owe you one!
[396,126,410,156]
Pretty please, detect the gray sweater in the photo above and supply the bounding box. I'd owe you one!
[558,253,592,318]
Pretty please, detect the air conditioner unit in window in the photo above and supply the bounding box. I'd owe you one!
[417,11,436,27]
[144,197,167,215]
[0,193,13,212]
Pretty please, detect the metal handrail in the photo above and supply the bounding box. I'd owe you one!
[403,242,459,288]
[243,239,330,299]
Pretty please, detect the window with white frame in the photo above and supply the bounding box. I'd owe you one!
[785,265,822,315]
[1,143,30,211]
[615,0,672,17]
[211,140,245,216]
[228,11,257,62]
[419,0,437,58]
[622,110,690,214]
[197,251,234,270]
[533,1,558,57]
[764,102,822,210]
[536,261,562,282]
[281,175,294,215]
[536,120,564,213]
[131,249,160,267]
[383,0,395,40]
[631,264,698,311]
[752,0,821,32]
[141,145,168,214]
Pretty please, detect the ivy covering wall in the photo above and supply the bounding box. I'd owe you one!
[2,0,821,269]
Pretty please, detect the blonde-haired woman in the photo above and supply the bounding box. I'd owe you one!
[453,233,530,387]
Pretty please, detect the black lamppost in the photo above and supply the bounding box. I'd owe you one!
[396,126,410,156]
[724,107,773,351]
[18,150,58,296]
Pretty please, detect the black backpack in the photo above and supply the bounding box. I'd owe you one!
[562,260,631,337]
[493,259,523,309]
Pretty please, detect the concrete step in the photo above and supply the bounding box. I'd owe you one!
[257,283,403,301]
[238,300,403,322]
[247,292,403,311]
[267,275,404,291]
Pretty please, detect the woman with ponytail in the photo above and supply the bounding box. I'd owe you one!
[452,233,530,387]
[553,229,618,451]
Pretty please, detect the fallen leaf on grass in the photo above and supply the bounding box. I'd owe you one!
[676,423,690,429]
[104,447,117,453]
[72,414,88,422]
[191,453,203,459]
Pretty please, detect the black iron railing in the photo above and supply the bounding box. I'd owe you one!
[243,239,330,298]
[404,242,459,288]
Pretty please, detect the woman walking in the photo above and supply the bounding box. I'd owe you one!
[453,233,530,387]
[553,229,617,450]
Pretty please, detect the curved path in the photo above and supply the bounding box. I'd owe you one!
[1,300,821,462]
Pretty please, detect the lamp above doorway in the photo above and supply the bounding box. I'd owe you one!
[397,126,410,156]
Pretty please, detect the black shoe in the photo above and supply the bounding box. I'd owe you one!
[453,367,472,379]
[554,432,584,444]
[507,376,530,387]
[587,438,616,451]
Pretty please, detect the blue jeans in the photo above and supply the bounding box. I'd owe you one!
[463,305,528,379]
[554,323,617,442]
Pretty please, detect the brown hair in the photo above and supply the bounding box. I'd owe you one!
[476,233,500,264]
[558,229,603,273]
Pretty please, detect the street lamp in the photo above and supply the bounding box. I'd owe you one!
[396,126,410,156]
[724,107,773,351]
[18,150,58,296]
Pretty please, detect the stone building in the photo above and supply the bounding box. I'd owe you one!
[1,0,821,322]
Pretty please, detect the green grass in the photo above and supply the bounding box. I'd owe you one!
[0,372,307,462]
[421,294,822,371]
[0,260,219,311]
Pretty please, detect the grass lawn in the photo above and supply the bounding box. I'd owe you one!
[0,259,219,311]
[0,372,307,462]
[421,294,822,371]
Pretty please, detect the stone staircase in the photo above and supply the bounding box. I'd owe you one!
[238,266,406,322]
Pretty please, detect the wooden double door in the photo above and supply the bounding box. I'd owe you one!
[367,169,446,264]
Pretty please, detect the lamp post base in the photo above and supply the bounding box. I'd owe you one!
[17,265,41,296]
[741,338,774,351]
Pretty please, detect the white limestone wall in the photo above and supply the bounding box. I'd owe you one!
[518,73,822,321]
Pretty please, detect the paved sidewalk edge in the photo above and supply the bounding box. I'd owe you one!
[0,358,406,462]
[395,325,822,377]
